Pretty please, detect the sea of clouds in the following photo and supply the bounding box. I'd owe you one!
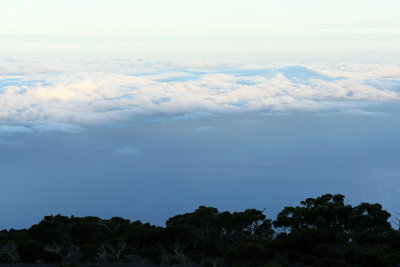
[0,58,399,134]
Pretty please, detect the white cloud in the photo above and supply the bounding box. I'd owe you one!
[314,109,390,117]
[0,58,399,130]
[316,63,400,79]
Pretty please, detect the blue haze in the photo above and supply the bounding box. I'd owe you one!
[1,108,400,229]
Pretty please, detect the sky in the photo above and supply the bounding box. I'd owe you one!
[0,1,400,229]
[1,0,400,61]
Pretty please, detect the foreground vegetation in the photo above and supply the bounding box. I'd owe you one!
[0,194,399,266]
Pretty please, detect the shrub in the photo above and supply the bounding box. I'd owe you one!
[360,252,389,267]
[139,247,162,264]
[79,243,99,262]
[17,240,45,263]
[169,255,182,265]
[202,259,214,267]
[0,252,13,263]
[42,250,63,263]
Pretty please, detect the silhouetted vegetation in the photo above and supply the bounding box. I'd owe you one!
[0,194,399,266]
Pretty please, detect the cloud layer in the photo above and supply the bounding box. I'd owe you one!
[1,58,399,131]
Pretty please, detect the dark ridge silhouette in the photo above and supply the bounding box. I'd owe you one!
[0,194,399,266]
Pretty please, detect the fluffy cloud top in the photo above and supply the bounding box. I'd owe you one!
[0,58,399,130]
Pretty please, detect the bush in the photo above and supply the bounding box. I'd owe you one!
[313,258,349,267]
[169,255,182,265]
[0,252,13,263]
[286,249,301,262]
[17,240,45,263]
[312,244,343,260]
[202,259,214,267]
[360,252,389,267]
[191,254,202,263]
[139,247,162,264]
[79,243,99,262]
[59,264,78,267]
[42,249,63,263]
[301,254,315,265]
[0,243,17,263]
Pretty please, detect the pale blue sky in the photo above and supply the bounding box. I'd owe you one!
[1,0,399,61]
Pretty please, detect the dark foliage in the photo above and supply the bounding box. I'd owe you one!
[1,194,399,266]
[17,240,45,263]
